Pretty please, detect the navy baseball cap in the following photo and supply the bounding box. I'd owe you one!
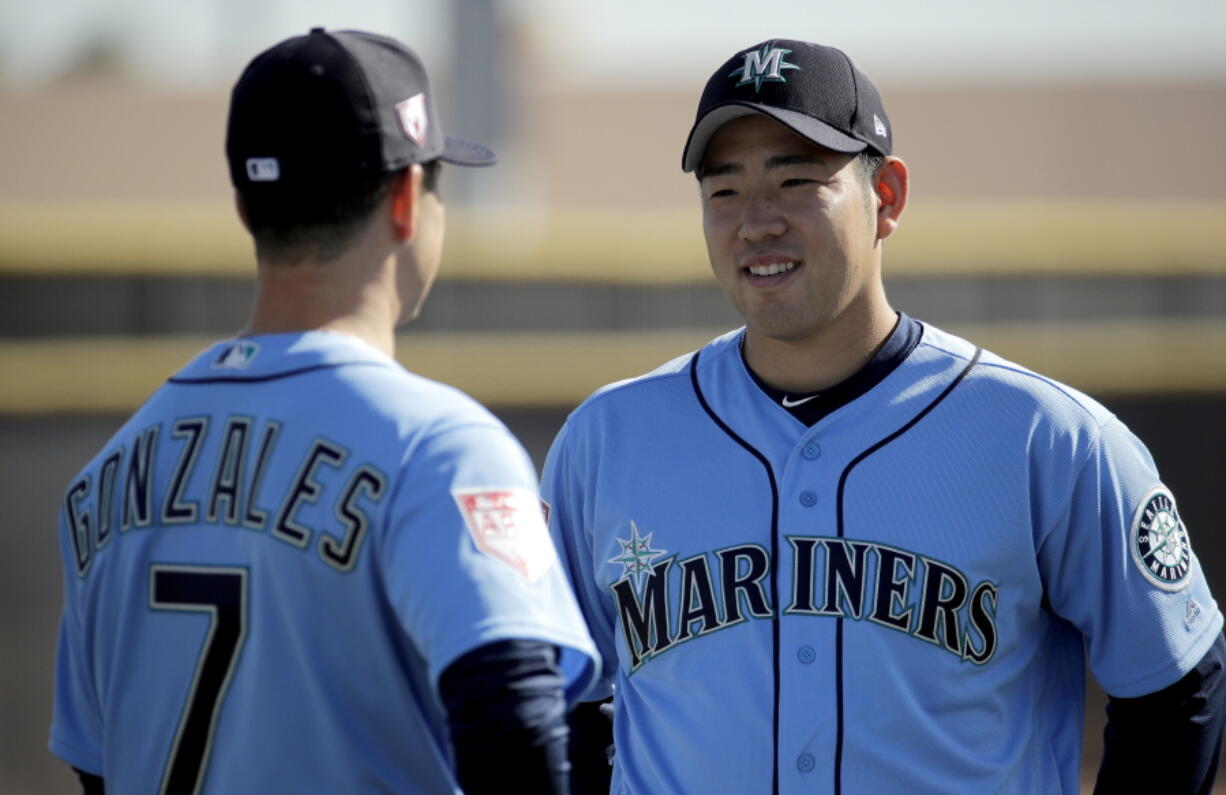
[682,39,891,173]
[226,28,495,192]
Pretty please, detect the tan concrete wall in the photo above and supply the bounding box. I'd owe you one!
[3,80,1224,205]
[519,82,1226,206]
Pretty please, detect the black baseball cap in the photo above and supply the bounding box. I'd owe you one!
[682,40,891,173]
[226,28,495,192]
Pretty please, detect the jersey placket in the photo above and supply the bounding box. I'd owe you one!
[777,428,842,794]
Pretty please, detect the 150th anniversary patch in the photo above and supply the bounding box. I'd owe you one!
[1130,486,1192,591]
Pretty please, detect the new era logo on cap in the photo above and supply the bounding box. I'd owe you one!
[245,158,280,182]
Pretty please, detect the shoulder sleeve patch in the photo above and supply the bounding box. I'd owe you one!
[1130,486,1193,592]
[453,488,557,582]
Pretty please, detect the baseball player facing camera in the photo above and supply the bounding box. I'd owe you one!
[546,40,1226,793]
[50,29,597,794]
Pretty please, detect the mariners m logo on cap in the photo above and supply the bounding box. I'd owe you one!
[729,44,800,93]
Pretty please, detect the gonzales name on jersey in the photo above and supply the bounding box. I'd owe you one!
[63,411,383,578]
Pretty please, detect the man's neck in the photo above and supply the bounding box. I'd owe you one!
[244,250,400,357]
[742,301,899,394]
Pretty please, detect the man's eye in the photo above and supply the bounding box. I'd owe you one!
[708,188,736,199]
[782,178,816,187]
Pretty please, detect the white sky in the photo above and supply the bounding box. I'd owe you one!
[1,0,1224,88]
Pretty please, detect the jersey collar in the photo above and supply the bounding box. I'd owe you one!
[742,313,923,426]
[170,330,395,384]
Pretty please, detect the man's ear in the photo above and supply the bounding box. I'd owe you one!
[391,165,423,243]
[234,191,252,234]
[875,156,909,241]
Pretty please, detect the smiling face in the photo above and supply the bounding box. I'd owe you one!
[699,114,889,348]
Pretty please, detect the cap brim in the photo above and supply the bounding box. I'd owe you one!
[681,102,868,173]
[440,136,497,167]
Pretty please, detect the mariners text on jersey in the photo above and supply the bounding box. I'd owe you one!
[63,417,386,578]
[612,536,998,670]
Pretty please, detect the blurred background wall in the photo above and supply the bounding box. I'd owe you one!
[1,1,1223,791]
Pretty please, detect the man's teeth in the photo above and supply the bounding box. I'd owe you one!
[748,261,797,276]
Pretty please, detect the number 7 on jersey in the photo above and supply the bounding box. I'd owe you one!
[149,565,248,795]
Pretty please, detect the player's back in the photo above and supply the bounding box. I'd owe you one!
[51,331,534,793]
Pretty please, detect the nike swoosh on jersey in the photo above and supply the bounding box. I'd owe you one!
[781,394,819,408]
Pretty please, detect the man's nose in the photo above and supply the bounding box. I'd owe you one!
[739,195,786,242]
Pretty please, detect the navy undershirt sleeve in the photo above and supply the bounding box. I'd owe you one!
[73,768,104,795]
[439,639,570,795]
[568,697,615,794]
[1095,631,1226,794]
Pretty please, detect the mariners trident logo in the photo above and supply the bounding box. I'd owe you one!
[608,520,667,591]
[730,44,800,92]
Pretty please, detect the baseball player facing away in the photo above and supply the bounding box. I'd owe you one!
[545,39,1226,794]
[50,29,598,795]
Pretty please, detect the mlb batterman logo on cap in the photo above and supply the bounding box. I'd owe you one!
[681,39,892,173]
[226,27,495,193]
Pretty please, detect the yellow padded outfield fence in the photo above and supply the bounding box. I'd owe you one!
[1,321,1223,413]
[1,201,1224,281]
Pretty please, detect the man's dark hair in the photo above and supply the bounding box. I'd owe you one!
[854,151,887,215]
[422,159,442,196]
[242,160,442,265]
[854,151,886,188]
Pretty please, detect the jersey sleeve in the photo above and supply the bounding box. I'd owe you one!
[375,420,597,701]
[541,422,619,701]
[49,508,105,775]
[1037,417,1223,698]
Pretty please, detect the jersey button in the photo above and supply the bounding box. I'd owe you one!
[802,443,821,460]
[797,645,816,664]
[799,490,817,507]
[797,753,815,772]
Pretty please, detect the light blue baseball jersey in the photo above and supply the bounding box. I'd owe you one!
[51,330,598,794]
[541,319,1221,794]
